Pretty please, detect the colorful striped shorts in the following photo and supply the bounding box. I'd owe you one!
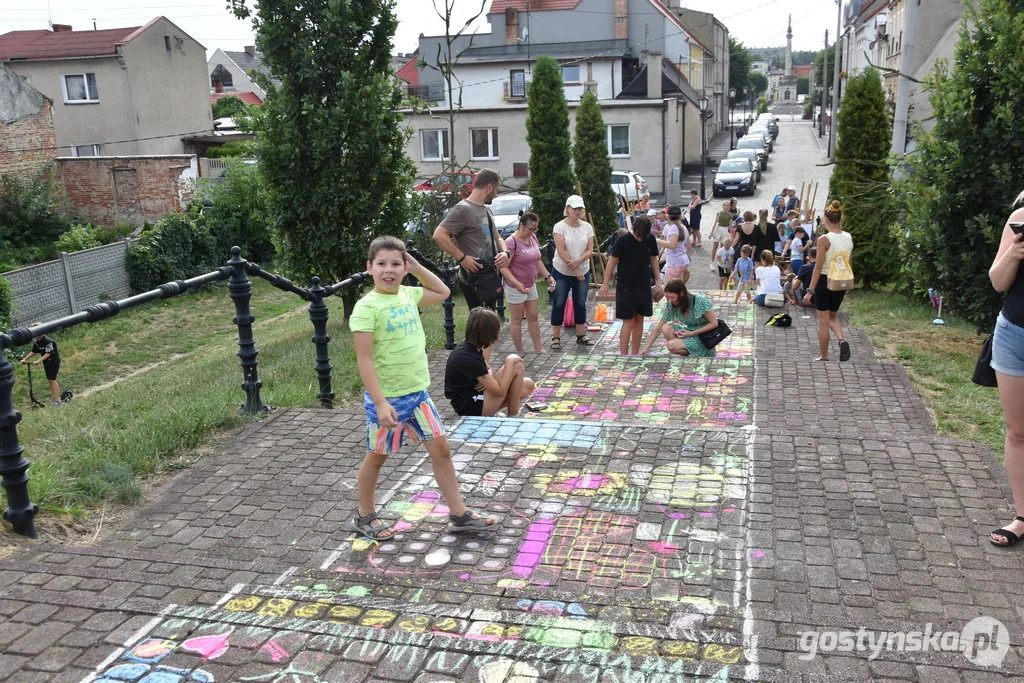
[364,389,446,455]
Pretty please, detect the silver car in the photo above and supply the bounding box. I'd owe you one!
[490,192,533,238]
[713,158,757,197]
[725,149,762,182]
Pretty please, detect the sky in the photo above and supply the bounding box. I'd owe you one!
[0,1,841,57]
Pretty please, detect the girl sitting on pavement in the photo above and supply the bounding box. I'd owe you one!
[754,250,784,306]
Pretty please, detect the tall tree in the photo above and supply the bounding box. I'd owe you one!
[898,0,1024,329]
[829,67,894,289]
[729,38,752,102]
[526,56,576,230]
[228,0,414,317]
[748,72,769,99]
[573,90,618,243]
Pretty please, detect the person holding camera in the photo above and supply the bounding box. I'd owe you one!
[432,169,510,310]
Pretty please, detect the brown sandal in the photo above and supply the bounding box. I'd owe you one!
[551,336,562,350]
[576,335,594,346]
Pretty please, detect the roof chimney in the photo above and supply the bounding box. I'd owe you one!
[244,45,256,56]
[52,24,73,33]
[645,50,662,99]
[505,8,519,46]
[214,80,224,94]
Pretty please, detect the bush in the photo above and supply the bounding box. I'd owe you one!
[0,173,69,266]
[127,214,217,293]
[0,276,12,330]
[206,141,256,159]
[55,224,102,253]
[194,159,275,264]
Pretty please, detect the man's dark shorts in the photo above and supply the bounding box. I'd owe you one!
[42,360,60,381]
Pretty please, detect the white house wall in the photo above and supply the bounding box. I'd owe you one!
[446,60,620,109]
[403,99,686,197]
[207,48,266,99]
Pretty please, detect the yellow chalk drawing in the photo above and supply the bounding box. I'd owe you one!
[257,598,294,617]
[646,462,727,507]
[359,609,396,628]
[397,615,431,633]
[326,605,362,623]
[291,601,328,619]
[621,636,658,657]
[703,643,746,664]
[224,595,262,612]
[662,639,701,659]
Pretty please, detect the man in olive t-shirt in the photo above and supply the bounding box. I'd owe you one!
[432,169,510,309]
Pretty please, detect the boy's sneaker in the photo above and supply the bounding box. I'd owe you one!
[50,400,62,407]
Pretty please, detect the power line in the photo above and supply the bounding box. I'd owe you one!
[5,127,227,155]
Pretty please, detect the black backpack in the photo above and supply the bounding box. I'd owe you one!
[765,312,792,327]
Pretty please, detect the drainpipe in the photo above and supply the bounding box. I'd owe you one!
[661,100,667,200]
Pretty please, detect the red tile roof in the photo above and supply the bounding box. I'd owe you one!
[210,91,264,106]
[488,0,582,13]
[0,25,142,61]
[395,55,419,86]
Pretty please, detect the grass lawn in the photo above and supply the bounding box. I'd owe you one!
[7,277,467,519]
[844,288,1006,459]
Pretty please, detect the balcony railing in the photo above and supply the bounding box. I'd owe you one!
[406,84,445,103]
[503,79,529,101]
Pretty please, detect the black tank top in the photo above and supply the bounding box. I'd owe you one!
[1003,265,1024,327]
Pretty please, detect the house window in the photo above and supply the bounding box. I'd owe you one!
[607,124,630,156]
[62,73,99,103]
[470,128,499,160]
[421,129,449,161]
[72,144,103,157]
[510,69,526,97]
[562,64,580,83]
[210,64,234,89]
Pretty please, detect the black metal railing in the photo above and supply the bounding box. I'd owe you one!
[0,247,394,538]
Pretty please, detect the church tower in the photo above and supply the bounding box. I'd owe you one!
[785,14,793,77]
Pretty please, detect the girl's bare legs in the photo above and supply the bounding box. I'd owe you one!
[356,450,395,538]
[828,311,845,347]
[992,374,1024,544]
[630,314,645,354]
[507,301,526,354]
[816,309,831,358]
[524,298,543,352]
[483,354,535,417]
[618,317,634,355]
[424,437,494,524]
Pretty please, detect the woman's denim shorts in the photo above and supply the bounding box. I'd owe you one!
[991,312,1024,377]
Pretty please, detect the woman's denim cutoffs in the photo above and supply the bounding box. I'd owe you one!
[991,312,1024,377]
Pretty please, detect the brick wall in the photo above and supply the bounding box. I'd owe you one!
[55,155,198,227]
[0,99,58,178]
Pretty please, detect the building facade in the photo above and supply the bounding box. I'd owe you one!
[401,0,729,196]
[0,17,212,156]
[0,62,58,177]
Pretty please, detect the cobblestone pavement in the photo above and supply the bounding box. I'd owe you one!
[2,120,1024,682]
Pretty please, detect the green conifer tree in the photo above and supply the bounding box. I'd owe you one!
[898,0,1024,329]
[229,0,414,317]
[829,67,894,288]
[526,56,576,231]
[573,90,618,242]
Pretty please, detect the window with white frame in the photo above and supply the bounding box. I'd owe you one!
[421,129,449,161]
[470,128,499,160]
[561,64,580,83]
[509,69,526,97]
[607,124,630,156]
[72,144,103,157]
[62,73,99,103]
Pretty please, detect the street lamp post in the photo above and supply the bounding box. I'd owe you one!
[698,92,709,200]
[729,87,736,149]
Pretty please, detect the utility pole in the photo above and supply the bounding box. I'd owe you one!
[828,1,842,161]
[891,0,917,156]
[819,30,828,138]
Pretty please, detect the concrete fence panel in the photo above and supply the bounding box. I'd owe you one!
[2,239,136,327]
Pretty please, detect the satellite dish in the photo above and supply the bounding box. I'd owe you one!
[520,25,529,42]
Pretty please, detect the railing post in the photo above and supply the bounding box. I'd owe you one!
[308,277,334,408]
[442,285,456,351]
[227,247,266,415]
[0,340,37,538]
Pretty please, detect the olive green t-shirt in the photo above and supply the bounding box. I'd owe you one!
[349,285,428,397]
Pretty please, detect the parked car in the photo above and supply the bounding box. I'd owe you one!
[412,170,478,196]
[736,136,768,170]
[725,149,762,182]
[712,158,757,197]
[611,170,648,203]
[490,192,533,238]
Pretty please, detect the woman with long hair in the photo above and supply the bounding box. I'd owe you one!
[550,195,596,349]
[656,205,691,284]
[640,278,719,357]
[499,212,554,354]
[599,216,662,355]
[802,200,853,361]
[987,193,1024,546]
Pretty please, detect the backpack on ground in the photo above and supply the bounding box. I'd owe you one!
[765,312,792,327]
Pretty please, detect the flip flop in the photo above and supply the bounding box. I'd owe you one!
[990,515,1024,547]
